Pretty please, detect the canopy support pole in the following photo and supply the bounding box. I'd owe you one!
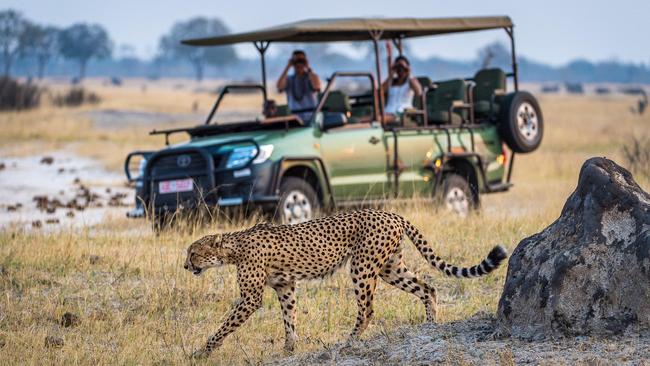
[505,27,518,91]
[370,30,385,125]
[254,41,271,98]
[391,37,403,56]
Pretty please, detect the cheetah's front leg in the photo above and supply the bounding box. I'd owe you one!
[272,282,298,352]
[193,264,265,358]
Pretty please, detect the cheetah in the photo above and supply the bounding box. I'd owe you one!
[184,209,507,357]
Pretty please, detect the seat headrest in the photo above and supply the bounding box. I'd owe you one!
[321,90,351,113]
[473,68,506,86]
[416,76,432,89]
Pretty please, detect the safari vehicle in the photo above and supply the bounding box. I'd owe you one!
[124,16,543,224]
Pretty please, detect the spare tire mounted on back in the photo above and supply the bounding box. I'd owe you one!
[499,91,544,153]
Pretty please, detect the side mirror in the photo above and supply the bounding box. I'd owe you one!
[321,112,348,130]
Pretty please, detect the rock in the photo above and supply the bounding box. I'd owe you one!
[40,156,54,165]
[44,336,64,348]
[497,157,650,338]
[60,312,80,328]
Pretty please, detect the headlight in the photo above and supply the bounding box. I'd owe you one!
[253,144,274,164]
[225,144,273,169]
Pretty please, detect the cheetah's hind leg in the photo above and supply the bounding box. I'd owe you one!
[379,254,438,322]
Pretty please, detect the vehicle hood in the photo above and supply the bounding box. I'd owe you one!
[173,131,281,149]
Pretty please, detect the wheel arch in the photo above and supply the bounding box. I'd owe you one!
[442,157,481,205]
[274,158,334,209]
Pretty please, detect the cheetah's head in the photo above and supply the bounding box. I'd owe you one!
[183,234,231,276]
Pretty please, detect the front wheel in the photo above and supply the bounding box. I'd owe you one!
[275,177,321,224]
[439,174,478,218]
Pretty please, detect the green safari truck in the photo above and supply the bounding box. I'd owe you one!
[124,16,544,224]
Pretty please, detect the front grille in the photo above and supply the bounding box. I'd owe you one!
[148,152,219,209]
[150,152,209,177]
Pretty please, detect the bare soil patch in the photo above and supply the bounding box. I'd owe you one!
[274,314,650,365]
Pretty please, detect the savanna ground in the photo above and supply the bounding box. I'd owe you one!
[0,79,649,365]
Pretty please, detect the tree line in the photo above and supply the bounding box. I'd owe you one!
[0,9,237,81]
[1,8,649,84]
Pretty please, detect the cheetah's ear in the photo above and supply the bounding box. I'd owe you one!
[208,234,222,247]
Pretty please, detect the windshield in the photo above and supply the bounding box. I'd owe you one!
[206,85,266,125]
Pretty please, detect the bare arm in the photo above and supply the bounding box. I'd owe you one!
[384,41,393,91]
[409,77,423,97]
[307,69,321,92]
[276,60,292,92]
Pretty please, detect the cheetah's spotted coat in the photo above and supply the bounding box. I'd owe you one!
[184,209,507,357]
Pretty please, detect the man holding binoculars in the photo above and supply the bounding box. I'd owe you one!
[276,50,322,121]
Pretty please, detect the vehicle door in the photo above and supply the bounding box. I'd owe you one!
[320,120,389,200]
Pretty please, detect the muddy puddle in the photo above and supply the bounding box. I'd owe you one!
[0,151,133,230]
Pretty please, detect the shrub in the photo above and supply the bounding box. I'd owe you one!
[0,77,41,111]
[622,136,650,179]
[53,87,101,107]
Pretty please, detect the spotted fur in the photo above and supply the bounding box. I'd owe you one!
[184,209,507,357]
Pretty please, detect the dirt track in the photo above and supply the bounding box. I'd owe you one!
[273,314,650,365]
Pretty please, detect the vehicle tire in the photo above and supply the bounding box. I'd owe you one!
[498,91,544,153]
[439,173,478,218]
[275,177,321,224]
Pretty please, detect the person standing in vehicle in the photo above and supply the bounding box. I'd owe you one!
[277,50,322,121]
[382,41,422,124]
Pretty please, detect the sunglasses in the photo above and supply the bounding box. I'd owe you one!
[293,58,307,65]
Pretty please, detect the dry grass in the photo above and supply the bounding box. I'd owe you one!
[0,81,648,365]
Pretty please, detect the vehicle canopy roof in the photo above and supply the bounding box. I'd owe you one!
[182,16,513,45]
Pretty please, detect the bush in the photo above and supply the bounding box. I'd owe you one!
[0,77,41,111]
[53,87,101,107]
[622,136,650,179]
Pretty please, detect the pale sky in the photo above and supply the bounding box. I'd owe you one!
[4,0,649,66]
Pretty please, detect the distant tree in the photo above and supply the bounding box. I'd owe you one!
[477,42,510,69]
[58,23,112,79]
[21,24,60,79]
[0,10,29,76]
[159,17,237,81]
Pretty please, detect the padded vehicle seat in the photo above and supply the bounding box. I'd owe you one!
[321,90,352,123]
[416,76,432,89]
[322,90,351,114]
[472,68,506,115]
[426,79,467,125]
[276,104,290,116]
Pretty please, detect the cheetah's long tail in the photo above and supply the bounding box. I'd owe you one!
[403,220,507,278]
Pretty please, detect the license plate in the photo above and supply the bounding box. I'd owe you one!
[159,178,193,194]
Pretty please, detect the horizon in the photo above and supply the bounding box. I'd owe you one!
[2,0,649,67]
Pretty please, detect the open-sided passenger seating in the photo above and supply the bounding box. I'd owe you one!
[426,79,468,125]
[276,104,290,116]
[322,90,351,114]
[472,68,506,116]
[321,90,352,123]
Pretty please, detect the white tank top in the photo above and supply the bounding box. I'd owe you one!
[385,80,414,114]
